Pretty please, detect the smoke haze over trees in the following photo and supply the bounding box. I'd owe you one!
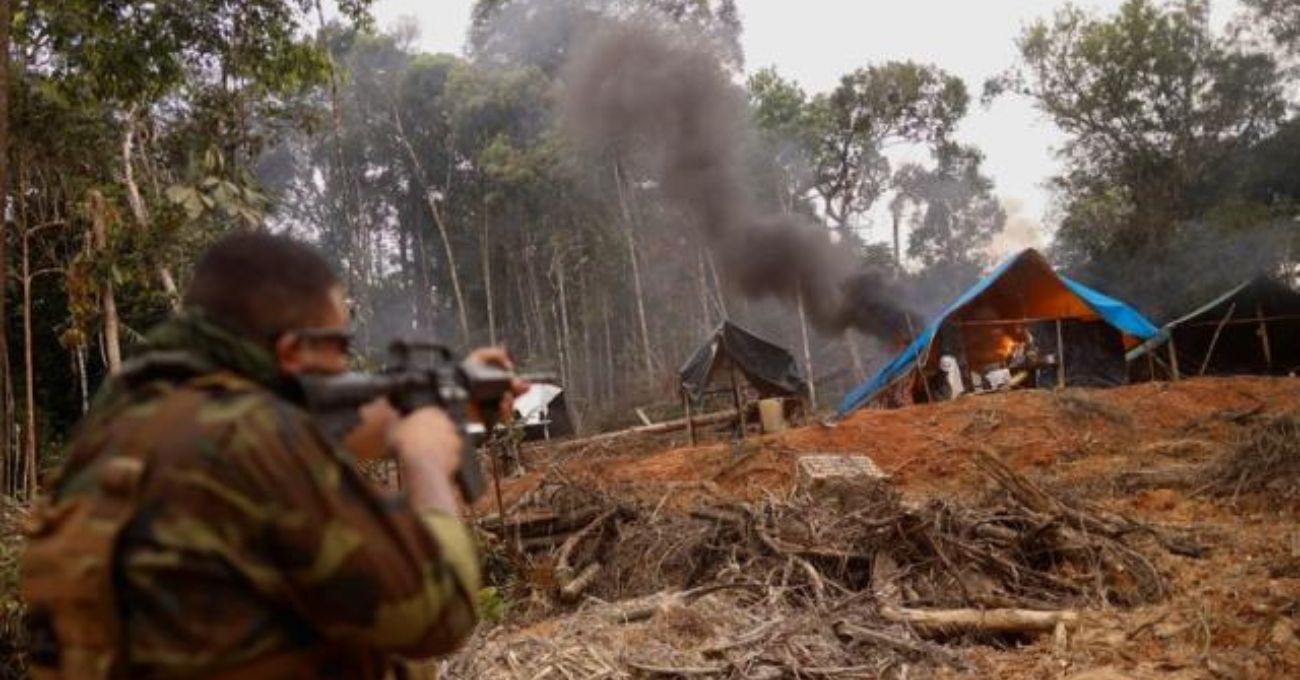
[1,0,1299,497]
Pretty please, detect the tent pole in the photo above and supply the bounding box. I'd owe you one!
[1199,302,1236,376]
[1055,319,1067,388]
[905,313,934,403]
[1147,351,1156,381]
[1257,302,1273,371]
[683,388,696,446]
[1168,335,1181,381]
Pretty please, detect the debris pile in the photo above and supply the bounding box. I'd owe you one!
[455,448,1190,678]
[1203,413,1300,504]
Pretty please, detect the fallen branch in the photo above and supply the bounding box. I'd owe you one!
[555,507,618,585]
[560,562,603,603]
[833,620,967,669]
[880,605,1078,636]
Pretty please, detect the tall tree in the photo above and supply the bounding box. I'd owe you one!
[807,62,968,232]
[989,0,1287,264]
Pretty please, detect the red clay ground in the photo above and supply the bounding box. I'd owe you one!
[461,377,1300,679]
[484,376,1300,512]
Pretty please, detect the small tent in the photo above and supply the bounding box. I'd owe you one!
[1128,275,1300,379]
[680,321,808,402]
[836,249,1159,416]
[512,382,575,441]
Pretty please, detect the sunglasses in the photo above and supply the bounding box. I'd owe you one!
[283,328,354,355]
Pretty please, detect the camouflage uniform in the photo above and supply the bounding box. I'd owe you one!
[22,311,480,679]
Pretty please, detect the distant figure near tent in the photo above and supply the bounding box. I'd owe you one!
[679,322,808,442]
[837,249,1159,416]
[1128,275,1300,380]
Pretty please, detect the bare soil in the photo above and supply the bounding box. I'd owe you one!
[454,377,1300,679]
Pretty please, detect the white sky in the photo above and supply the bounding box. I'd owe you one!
[365,0,1244,253]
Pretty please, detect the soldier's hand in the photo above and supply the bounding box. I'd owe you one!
[388,407,463,479]
[343,398,401,462]
[466,346,529,421]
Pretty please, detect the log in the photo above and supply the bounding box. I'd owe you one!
[555,508,618,584]
[541,409,739,453]
[559,562,602,602]
[881,605,1078,636]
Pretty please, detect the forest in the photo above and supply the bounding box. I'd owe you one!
[0,0,1297,501]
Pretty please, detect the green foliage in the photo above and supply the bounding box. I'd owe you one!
[5,0,375,485]
[477,586,509,623]
[808,61,968,227]
[991,0,1289,263]
[1244,0,1300,52]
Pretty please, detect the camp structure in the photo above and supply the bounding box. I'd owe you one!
[513,381,575,441]
[1128,275,1300,380]
[836,249,1159,416]
[679,321,808,443]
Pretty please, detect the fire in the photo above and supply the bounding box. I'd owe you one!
[997,333,1019,359]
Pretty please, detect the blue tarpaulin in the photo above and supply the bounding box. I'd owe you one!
[835,250,1158,417]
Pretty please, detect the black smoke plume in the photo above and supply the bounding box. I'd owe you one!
[561,20,909,340]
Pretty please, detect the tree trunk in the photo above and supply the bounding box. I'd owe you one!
[390,107,471,344]
[0,0,11,494]
[75,344,89,415]
[121,112,180,310]
[603,293,616,402]
[480,191,496,346]
[89,192,123,374]
[554,251,573,399]
[20,227,34,499]
[706,252,728,320]
[797,287,817,411]
[695,251,712,333]
[891,209,902,266]
[314,0,369,329]
[613,161,655,381]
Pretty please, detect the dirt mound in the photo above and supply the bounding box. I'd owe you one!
[488,377,1299,513]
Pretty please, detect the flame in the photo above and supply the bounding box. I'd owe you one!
[997,334,1019,359]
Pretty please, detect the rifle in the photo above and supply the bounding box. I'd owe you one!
[295,340,541,502]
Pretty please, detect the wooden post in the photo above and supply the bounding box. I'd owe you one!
[1055,319,1066,388]
[729,363,745,439]
[1257,302,1273,371]
[905,314,935,403]
[1168,335,1181,381]
[683,388,696,446]
[1199,302,1236,376]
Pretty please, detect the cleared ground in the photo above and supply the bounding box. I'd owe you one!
[453,377,1300,680]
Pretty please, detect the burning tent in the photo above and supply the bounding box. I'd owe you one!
[836,249,1159,415]
[1127,275,1300,380]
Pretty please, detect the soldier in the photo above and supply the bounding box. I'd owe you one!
[22,232,507,679]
